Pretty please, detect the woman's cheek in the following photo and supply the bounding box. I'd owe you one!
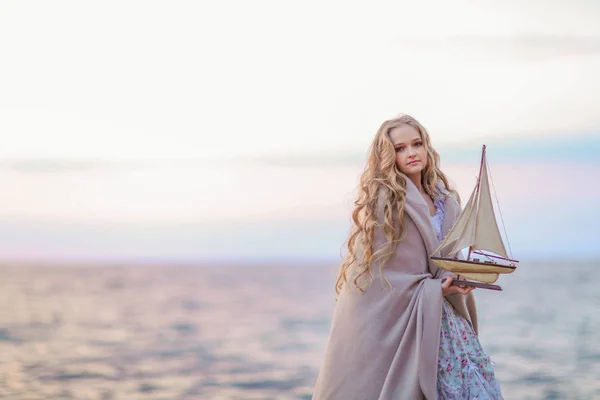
[395,154,404,167]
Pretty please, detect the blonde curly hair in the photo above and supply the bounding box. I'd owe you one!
[335,114,460,295]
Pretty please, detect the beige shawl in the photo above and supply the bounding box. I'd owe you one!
[312,176,478,400]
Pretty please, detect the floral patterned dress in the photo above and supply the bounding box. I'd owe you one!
[431,197,504,400]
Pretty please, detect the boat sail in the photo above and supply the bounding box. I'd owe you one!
[431,145,518,287]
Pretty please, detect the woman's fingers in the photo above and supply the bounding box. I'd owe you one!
[441,276,453,289]
[456,286,474,295]
[456,284,476,294]
[442,277,477,296]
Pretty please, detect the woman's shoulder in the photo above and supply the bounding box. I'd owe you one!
[434,183,460,208]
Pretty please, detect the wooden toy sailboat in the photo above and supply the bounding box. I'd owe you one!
[431,145,518,290]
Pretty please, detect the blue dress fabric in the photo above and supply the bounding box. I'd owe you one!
[431,197,504,400]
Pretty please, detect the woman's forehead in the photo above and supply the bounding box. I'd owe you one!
[389,124,421,144]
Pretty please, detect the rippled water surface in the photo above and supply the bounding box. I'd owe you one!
[0,261,598,399]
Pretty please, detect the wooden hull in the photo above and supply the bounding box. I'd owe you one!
[431,257,516,284]
[457,272,499,284]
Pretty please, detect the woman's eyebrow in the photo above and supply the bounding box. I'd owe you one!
[394,138,421,147]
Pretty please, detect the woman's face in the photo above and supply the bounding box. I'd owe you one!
[389,124,428,177]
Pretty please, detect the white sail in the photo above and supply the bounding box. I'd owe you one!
[433,147,508,259]
[432,186,476,257]
[472,160,508,258]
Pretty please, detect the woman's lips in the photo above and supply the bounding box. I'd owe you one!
[407,160,420,166]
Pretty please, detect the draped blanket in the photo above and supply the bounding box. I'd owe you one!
[312,177,478,400]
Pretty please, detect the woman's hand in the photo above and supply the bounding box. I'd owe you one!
[441,276,475,297]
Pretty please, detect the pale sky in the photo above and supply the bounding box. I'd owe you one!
[1,1,600,261]
[1,0,599,159]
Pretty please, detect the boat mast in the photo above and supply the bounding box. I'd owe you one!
[468,144,486,261]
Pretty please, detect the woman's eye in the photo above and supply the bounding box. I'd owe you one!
[395,147,404,152]
[415,142,423,147]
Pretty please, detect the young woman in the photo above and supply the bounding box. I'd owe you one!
[312,114,503,399]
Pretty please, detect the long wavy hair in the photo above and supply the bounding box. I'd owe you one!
[335,114,460,295]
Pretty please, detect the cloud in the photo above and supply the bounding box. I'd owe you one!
[241,132,600,166]
[391,34,600,59]
[4,132,598,172]
[4,160,100,173]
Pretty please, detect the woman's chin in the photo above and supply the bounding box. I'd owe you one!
[400,164,424,175]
